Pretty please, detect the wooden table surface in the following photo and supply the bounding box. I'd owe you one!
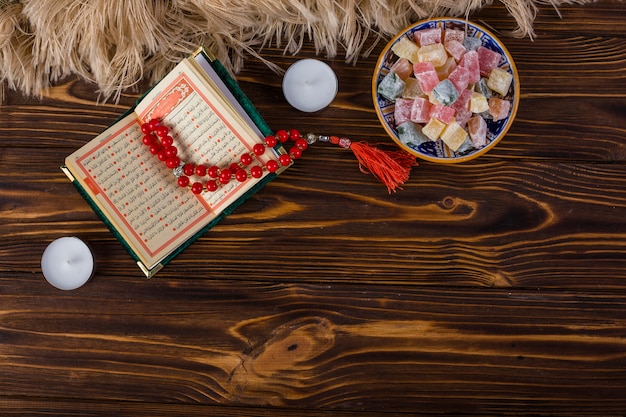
[2,2,626,415]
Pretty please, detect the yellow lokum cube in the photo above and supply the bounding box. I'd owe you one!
[422,118,447,141]
[440,120,468,151]
[418,43,448,68]
[392,37,420,63]
[401,77,424,99]
[469,92,489,113]
[487,67,513,96]
[435,56,457,79]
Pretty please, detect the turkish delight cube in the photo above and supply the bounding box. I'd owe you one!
[474,77,492,99]
[488,97,511,121]
[487,67,513,96]
[377,71,405,101]
[436,56,457,79]
[444,28,465,44]
[414,61,434,73]
[469,92,489,113]
[418,43,448,68]
[415,27,441,46]
[467,115,488,147]
[440,120,468,152]
[410,97,432,123]
[454,108,473,128]
[459,50,480,84]
[390,57,413,80]
[394,98,414,125]
[429,103,455,124]
[392,37,421,63]
[422,118,447,141]
[413,61,440,93]
[397,121,429,147]
[477,46,502,77]
[448,65,470,93]
[456,137,476,153]
[451,88,472,113]
[401,77,424,99]
[463,36,482,51]
[444,39,466,62]
[450,89,472,127]
[432,79,459,106]
[428,91,441,106]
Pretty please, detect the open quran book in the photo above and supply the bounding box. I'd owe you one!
[62,47,288,277]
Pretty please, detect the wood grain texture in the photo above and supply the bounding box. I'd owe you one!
[1,2,626,416]
[1,278,625,414]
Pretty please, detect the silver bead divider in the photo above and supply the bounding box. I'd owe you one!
[172,164,185,178]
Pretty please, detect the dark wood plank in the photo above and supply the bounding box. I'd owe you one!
[476,2,626,36]
[1,277,625,415]
[0,400,371,417]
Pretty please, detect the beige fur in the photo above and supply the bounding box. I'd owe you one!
[0,0,595,101]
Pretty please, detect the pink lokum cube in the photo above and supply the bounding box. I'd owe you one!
[477,46,502,77]
[459,50,480,84]
[429,103,455,124]
[444,29,465,44]
[415,27,441,46]
[413,61,433,74]
[448,65,470,93]
[488,97,511,121]
[413,61,440,93]
[390,57,413,81]
[467,115,488,147]
[455,108,473,128]
[410,97,432,123]
[394,98,414,125]
[450,88,472,113]
[444,39,466,62]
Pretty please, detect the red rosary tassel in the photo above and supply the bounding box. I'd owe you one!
[348,141,418,193]
[315,134,418,193]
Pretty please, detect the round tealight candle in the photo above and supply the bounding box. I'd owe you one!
[41,237,94,290]
[282,59,338,112]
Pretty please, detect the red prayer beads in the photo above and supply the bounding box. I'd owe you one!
[140,119,307,194]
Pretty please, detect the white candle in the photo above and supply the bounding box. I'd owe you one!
[41,237,94,290]
[282,59,338,112]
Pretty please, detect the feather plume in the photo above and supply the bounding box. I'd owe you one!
[0,0,595,101]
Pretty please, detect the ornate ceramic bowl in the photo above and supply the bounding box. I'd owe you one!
[372,18,519,163]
